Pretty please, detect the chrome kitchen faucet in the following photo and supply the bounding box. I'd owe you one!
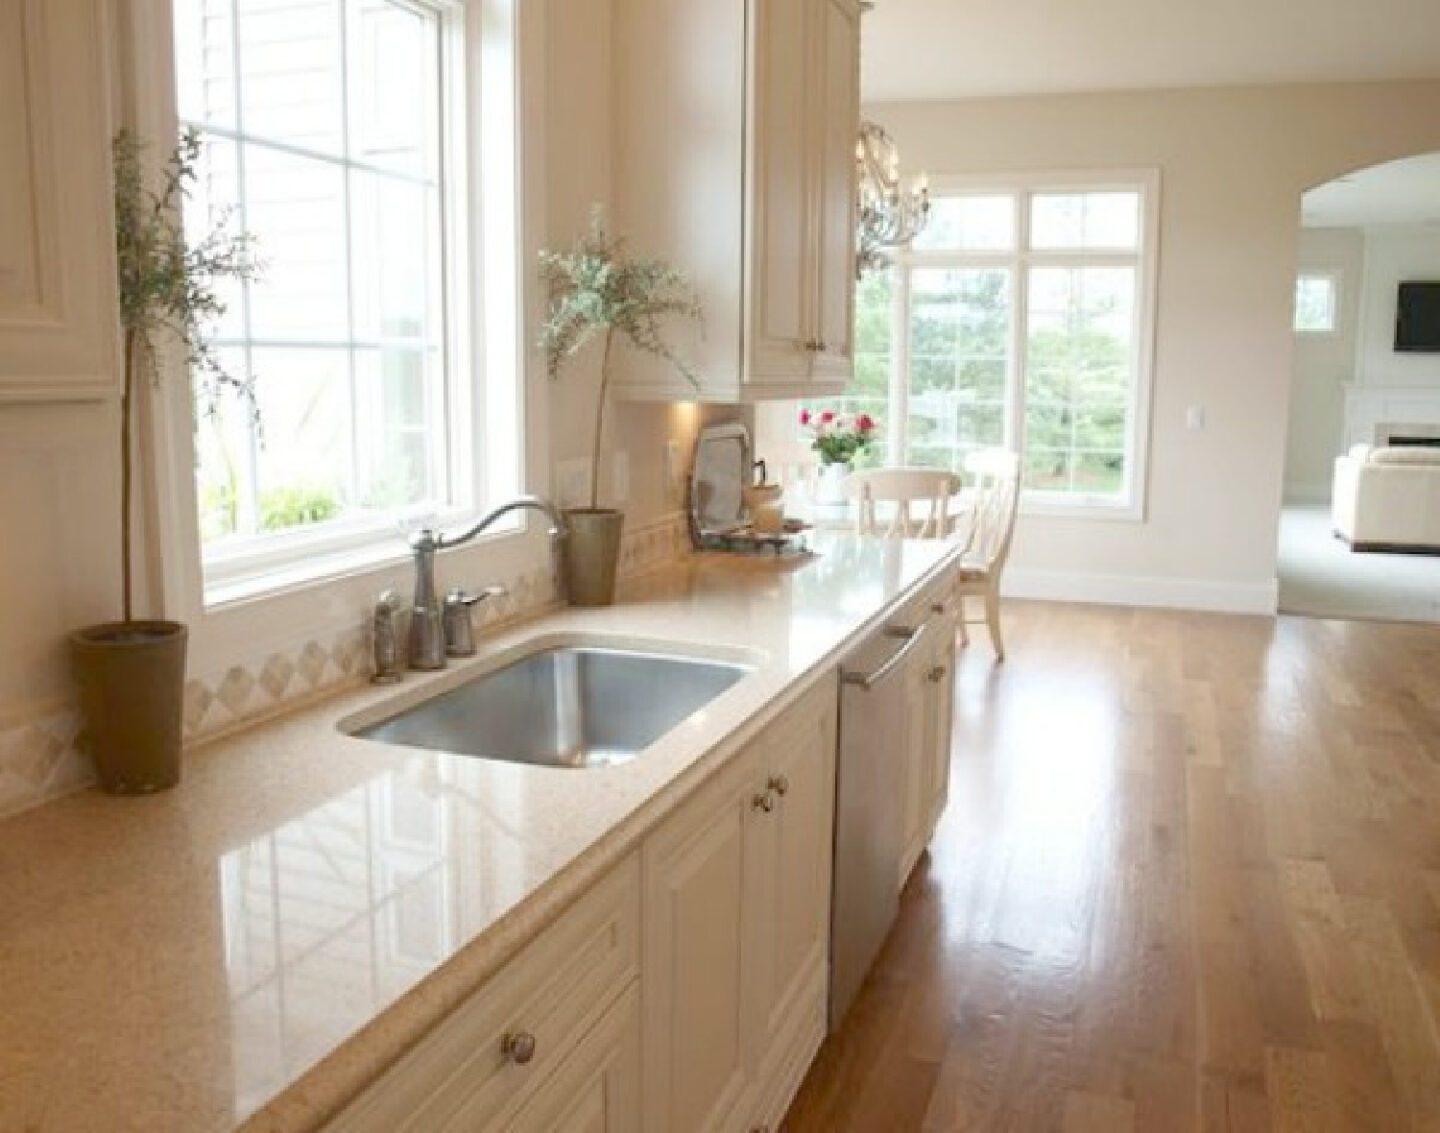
[408,496,569,671]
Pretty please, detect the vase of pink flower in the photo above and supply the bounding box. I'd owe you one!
[800,406,877,504]
[800,406,878,465]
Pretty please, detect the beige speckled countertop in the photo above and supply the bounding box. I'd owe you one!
[0,536,958,1132]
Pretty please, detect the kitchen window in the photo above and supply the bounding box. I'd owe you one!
[171,0,511,601]
[820,173,1159,516]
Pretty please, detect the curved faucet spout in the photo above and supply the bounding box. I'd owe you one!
[442,494,568,550]
[407,495,569,670]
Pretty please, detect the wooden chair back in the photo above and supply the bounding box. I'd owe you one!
[962,449,1021,572]
[847,467,963,539]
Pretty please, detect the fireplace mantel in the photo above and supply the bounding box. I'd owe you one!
[1341,384,1440,448]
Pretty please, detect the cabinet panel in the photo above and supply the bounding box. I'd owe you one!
[329,856,640,1133]
[749,684,836,1067]
[898,643,930,886]
[0,0,116,402]
[611,0,745,400]
[924,607,958,836]
[612,0,857,402]
[811,0,860,377]
[506,983,641,1133]
[743,0,812,383]
[641,759,755,1133]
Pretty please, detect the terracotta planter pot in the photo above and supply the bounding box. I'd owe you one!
[69,620,188,794]
[563,508,625,607]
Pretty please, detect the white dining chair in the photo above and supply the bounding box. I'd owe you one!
[952,450,1021,660]
[846,467,964,540]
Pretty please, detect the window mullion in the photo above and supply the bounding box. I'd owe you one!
[1011,192,1031,464]
[889,265,910,464]
[225,0,261,539]
[338,0,361,515]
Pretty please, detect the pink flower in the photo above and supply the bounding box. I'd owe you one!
[799,407,812,426]
[856,413,875,432]
[819,410,836,425]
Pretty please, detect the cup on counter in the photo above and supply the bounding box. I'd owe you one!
[744,482,785,533]
[752,502,784,533]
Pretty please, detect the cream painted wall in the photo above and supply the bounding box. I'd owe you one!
[1356,225,1440,387]
[1284,227,1364,502]
[873,81,1440,610]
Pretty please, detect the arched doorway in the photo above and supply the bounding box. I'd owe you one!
[1277,152,1440,622]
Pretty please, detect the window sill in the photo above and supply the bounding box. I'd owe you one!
[201,512,523,611]
[1020,497,1144,523]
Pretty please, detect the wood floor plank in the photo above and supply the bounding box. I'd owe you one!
[782,603,1439,1132]
[1062,1089,1136,1132]
[1264,1045,1338,1133]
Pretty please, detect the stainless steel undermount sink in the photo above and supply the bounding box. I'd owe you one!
[351,643,753,768]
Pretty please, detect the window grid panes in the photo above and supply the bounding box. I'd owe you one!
[174,0,452,551]
[843,181,1152,509]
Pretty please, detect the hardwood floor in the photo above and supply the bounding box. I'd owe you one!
[784,601,1440,1132]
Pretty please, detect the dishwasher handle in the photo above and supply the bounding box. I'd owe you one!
[840,622,930,691]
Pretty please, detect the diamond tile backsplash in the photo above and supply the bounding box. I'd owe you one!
[0,513,690,819]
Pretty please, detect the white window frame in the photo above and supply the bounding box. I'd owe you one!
[867,170,1160,520]
[134,0,537,624]
[1294,269,1341,336]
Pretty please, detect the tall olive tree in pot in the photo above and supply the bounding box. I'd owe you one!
[69,129,258,793]
[539,208,701,606]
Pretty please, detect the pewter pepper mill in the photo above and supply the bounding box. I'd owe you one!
[371,590,404,684]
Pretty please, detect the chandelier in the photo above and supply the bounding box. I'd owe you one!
[855,119,930,276]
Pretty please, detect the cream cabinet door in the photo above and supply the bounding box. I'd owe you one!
[809,0,860,382]
[0,0,117,402]
[743,0,813,384]
[923,606,958,837]
[506,984,642,1133]
[745,682,837,1073]
[641,755,758,1133]
[897,639,931,887]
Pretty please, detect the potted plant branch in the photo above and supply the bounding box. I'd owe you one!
[69,128,258,793]
[539,208,701,605]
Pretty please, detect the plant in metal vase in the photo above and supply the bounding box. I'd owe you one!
[70,127,259,793]
[539,207,701,605]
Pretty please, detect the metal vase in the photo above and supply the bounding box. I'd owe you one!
[69,620,188,794]
[563,508,625,607]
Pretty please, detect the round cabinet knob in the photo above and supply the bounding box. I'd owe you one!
[767,774,789,797]
[927,664,948,683]
[752,790,775,813]
[501,1030,537,1065]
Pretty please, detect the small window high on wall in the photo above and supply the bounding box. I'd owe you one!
[1294,271,1339,334]
[818,172,1160,517]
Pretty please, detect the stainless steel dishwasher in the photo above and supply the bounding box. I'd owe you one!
[829,617,932,1031]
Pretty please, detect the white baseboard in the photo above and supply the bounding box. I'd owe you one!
[1283,482,1331,505]
[1002,568,1278,615]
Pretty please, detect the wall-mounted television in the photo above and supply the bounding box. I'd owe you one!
[1395,281,1440,353]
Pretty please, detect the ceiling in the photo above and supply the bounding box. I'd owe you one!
[860,0,1440,103]
[1302,153,1440,228]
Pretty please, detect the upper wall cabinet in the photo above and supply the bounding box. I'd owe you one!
[612,0,860,402]
[0,0,117,403]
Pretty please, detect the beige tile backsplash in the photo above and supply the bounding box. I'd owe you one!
[0,514,690,819]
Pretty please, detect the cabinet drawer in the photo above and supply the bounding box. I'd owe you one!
[329,854,641,1133]
[897,564,959,628]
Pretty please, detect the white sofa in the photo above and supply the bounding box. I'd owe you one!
[1332,443,1440,552]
